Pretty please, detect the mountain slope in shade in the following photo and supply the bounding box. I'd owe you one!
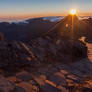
[26,18,56,40]
[0,18,56,41]
[47,15,92,41]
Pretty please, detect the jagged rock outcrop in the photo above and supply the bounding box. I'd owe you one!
[0,41,32,68]
[0,38,87,68]
[30,37,87,63]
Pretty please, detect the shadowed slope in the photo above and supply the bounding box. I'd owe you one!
[47,15,92,40]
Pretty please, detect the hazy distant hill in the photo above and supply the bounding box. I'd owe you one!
[26,18,56,40]
[0,17,57,41]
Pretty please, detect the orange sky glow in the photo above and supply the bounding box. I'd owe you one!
[0,12,92,20]
[0,0,92,20]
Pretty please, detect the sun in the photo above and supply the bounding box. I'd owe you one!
[69,9,76,15]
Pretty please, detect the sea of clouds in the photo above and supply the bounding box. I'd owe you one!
[0,16,92,23]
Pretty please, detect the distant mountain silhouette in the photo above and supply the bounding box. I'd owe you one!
[26,18,56,40]
[0,18,56,41]
[0,22,27,41]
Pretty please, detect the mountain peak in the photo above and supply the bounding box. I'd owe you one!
[47,15,79,40]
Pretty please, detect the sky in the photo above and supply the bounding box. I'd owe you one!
[0,0,92,19]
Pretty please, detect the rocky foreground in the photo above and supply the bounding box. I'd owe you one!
[0,36,90,92]
[1,58,92,92]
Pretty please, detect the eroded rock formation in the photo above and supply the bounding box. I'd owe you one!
[0,37,87,68]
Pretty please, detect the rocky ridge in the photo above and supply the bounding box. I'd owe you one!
[0,37,87,68]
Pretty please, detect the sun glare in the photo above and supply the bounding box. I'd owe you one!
[69,9,76,15]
